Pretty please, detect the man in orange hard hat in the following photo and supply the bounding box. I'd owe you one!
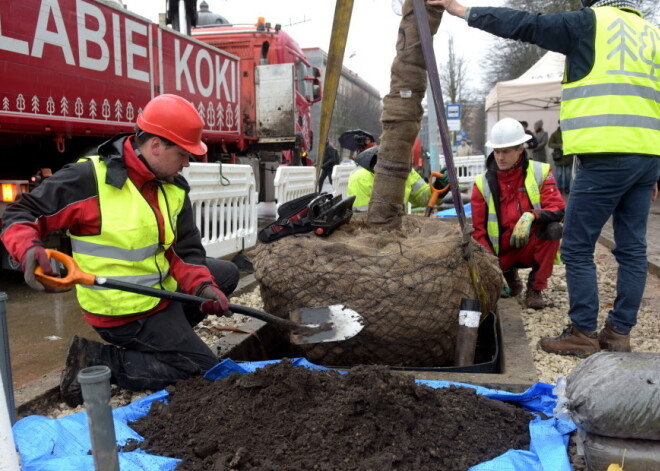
[1,94,240,407]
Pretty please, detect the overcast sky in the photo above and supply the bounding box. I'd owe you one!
[123,0,498,97]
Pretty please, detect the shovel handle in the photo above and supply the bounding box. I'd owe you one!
[33,250,304,331]
[34,249,96,290]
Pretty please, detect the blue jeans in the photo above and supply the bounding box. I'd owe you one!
[561,155,660,334]
[554,164,572,192]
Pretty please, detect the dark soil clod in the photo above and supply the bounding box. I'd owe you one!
[129,360,533,470]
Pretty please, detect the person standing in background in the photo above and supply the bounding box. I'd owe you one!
[549,123,574,196]
[520,121,538,151]
[457,138,473,157]
[533,120,548,163]
[318,140,340,191]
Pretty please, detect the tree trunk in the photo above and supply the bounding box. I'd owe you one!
[366,0,443,228]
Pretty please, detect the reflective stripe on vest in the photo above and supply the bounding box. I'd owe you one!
[70,156,185,316]
[408,170,430,206]
[560,7,660,156]
[475,162,550,255]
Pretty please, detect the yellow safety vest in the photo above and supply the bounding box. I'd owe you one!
[347,168,430,211]
[474,162,549,256]
[560,7,660,156]
[70,157,185,316]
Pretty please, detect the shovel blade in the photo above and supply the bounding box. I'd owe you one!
[289,305,364,344]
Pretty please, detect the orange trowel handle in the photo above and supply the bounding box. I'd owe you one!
[424,171,449,217]
[34,249,96,290]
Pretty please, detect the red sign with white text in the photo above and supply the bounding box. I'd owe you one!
[0,0,240,140]
[155,26,240,136]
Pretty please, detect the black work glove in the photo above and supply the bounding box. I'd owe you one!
[432,167,449,190]
[21,246,57,292]
[197,284,232,317]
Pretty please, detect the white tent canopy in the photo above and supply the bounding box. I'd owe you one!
[485,52,565,155]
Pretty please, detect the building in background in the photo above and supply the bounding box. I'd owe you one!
[304,48,383,162]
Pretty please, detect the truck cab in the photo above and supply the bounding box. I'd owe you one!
[192,17,322,163]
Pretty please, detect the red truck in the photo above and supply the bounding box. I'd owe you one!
[0,0,321,267]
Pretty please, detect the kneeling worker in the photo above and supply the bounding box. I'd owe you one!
[347,145,449,212]
[0,94,240,407]
[472,118,565,309]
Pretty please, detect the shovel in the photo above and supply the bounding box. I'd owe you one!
[34,250,364,345]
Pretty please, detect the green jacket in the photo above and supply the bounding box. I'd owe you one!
[548,127,573,167]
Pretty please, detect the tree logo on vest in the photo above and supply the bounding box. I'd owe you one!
[606,18,659,80]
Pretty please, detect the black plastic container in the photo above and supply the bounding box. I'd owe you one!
[390,312,500,374]
[225,312,500,375]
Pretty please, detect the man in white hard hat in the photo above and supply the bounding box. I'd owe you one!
[428,0,660,357]
[472,118,566,309]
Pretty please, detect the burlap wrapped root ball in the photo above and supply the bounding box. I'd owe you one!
[251,215,503,367]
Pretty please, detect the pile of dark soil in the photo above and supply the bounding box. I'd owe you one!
[128,361,534,470]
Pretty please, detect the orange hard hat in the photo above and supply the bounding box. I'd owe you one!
[137,94,207,156]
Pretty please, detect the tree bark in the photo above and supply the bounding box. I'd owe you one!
[367,0,443,228]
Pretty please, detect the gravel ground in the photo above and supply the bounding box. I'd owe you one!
[518,243,660,385]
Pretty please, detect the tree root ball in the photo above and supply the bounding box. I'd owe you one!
[251,215,502,367]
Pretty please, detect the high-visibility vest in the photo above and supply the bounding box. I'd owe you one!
[347,168,429,211]
[474,162,549,255]
[560,7,660,156]
[70,156,185,316]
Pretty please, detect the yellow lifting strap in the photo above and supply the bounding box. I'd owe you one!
[315,0,354,183]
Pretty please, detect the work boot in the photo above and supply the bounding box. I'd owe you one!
[538,324,600,358]
[598,322,631,352]
[525,288,546,309]
[503,269,523,297]
[60,335,91,407]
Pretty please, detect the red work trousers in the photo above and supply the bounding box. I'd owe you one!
[498,233,559,291]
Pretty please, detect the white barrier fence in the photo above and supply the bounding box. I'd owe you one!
[331,161,357,198]
[182,163,258,258]
[273,166,317,209]
[439,155,486,187]
[272,162,358,207]
[183,162,360,258]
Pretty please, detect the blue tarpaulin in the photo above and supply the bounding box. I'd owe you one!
[13,358,575,470]
[435,203,472,218]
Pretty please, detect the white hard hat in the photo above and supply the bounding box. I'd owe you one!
[486,117,532,148]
